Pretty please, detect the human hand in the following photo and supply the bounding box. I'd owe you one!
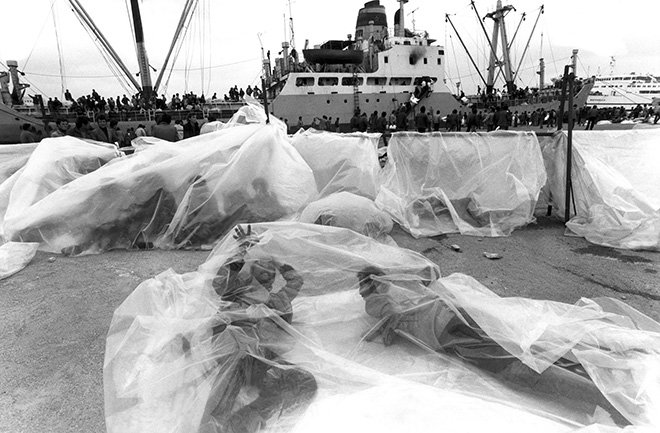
[233,224,259,247]
[382,313,402,346]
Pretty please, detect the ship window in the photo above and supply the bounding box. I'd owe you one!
[438,49,444,55]
[295,77,314,86]
[367,77,387,86]
[342,77,363,86]
[390,77,412,86]
[366,99,370,103]
[437,58,441,65]
[423,58,428,64]
[384,56,389,63]
[318,77,338,86]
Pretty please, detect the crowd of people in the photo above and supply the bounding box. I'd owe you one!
[33,83,261,118]
[15,111,209,146]
[18,90,660,144]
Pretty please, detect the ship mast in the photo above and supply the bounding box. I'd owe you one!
[129,0,153,102]
[484,0,516,95]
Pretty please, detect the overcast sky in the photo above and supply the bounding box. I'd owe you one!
[1,0,658,101]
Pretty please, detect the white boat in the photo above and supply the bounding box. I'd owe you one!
[586,72,660,108]
[265,0,462,130]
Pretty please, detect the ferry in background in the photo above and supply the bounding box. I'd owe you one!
[587,73,660,108]
[265,0,462,130]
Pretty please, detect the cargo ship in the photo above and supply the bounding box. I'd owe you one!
[264,0,463,130]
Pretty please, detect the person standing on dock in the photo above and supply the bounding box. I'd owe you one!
[152,113,179,142]
[20,124,38,143]
[585,105,599,130]
[415,106,430,133]
[496,105,512,130]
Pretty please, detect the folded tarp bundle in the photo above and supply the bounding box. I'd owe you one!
[3,125,316,255]
[541,129,660,251]
[105,222,659,432]
[376,131,547,238]
[289,130,381,199]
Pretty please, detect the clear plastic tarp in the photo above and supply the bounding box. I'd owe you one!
[0,142,37,184]
[298,192,393,239]
[0,241,39,279]
[376,131,547,238]
[541,130,660,250]
[289,130,381,199]
[2,125,316,255]
[1,137,120,241]
[104,222,659,432]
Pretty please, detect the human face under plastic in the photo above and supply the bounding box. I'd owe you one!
[251,261,277,286]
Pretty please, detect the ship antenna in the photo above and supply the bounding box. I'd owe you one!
[408,8,419,33]
[257,32,270,124]
[288,0,296,50]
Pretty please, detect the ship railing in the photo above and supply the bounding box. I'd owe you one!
[467,86,586,110]
[19,102,246,124]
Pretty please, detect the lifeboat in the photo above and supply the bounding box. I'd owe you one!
[302,40,363,65]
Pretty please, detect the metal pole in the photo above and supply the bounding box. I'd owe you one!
[564,71,575,223]
[556,64,570,131]
[261,78,270,124]
[130,0,153,101]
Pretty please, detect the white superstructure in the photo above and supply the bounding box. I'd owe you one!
[265,0,462,130]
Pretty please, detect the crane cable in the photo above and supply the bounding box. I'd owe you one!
[51,0,67,97]
[124,0,139,63]
[67,2,134,94]
[23,1,59,71]
[161,0,199,95]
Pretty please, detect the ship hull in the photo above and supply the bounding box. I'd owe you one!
[586,93,658,108]
[270,91,461,131]
[0,104,45,144]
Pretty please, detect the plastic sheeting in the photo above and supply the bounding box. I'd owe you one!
[104,222,438,433]
[1,137,120,241]
[0,241,39,279]
[289,130,381,199]
[376,131,547,238]
[541,129,660,250]
[0,143,37,184]
[3,125,316,255]
[200,121,226,134]
[298,192,393,239]
[105,222,659,432]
